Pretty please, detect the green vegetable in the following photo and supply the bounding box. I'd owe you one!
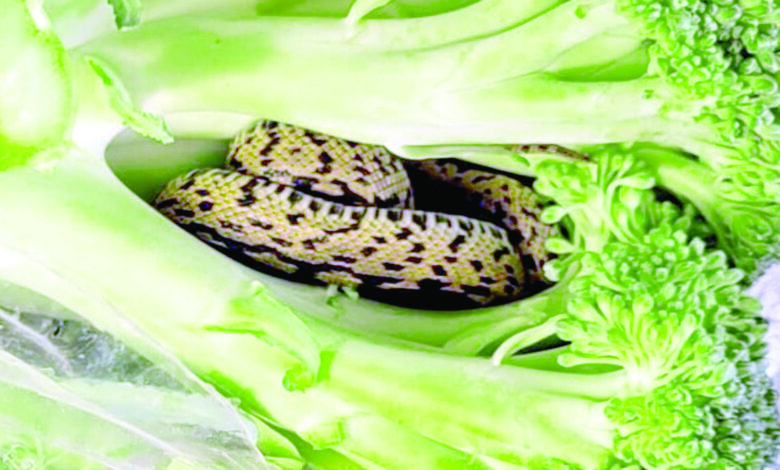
[629,143,780,273]
[1,0,779,469]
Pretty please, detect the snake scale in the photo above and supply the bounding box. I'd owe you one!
[154,121,562,307]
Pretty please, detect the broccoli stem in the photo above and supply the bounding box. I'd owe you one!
[633,147,714,208]
[320,336,624,468]
[70,0,671,147]
[0,0,72,162]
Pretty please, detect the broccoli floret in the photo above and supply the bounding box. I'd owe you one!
[557,227,779,468]
[624,143,780,274]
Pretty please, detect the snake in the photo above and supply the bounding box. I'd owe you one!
[154,121,567,307]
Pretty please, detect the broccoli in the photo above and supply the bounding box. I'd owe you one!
[1,0,779,469]
[628,143,780,273]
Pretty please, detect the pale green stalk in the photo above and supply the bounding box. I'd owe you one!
[66,0,663,148]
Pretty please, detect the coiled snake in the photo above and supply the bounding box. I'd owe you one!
[155,121,563,307]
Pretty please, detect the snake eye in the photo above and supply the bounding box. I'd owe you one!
[293,178,312,190]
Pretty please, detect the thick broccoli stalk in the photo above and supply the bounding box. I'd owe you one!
[0,0,71,163]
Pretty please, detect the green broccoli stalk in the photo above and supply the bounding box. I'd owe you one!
[0,0,71,164]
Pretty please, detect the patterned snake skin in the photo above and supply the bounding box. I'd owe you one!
[154,121,565,307]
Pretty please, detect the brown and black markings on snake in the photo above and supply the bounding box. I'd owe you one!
[403,151,572,293]
[155,121,577,309]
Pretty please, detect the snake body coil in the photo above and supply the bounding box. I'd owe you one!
[155,122,556,306]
